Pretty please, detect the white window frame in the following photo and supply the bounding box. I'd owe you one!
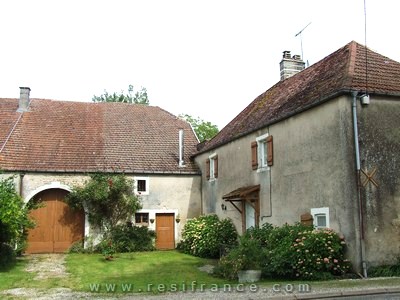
[134,177,149,195]
[311,207,330,229]
[256,133,270,170]
[208,153,217,180]
[134,212,149,226]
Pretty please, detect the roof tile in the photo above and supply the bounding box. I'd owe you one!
[199,41,400,153]
[0,100,199,174]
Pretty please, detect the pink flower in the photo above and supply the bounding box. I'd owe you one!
[323,258,329,263]
[333,259,338,263]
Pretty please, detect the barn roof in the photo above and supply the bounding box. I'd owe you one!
[0,99,200,174]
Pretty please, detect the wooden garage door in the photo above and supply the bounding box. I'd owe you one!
[26,189,84,254]
[155,213,175,250]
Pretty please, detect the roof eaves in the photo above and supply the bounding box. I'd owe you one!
[194,88,354,156]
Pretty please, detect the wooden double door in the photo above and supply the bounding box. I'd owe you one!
[26,189,85,253]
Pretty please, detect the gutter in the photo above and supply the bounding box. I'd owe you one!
[351,91,368,278]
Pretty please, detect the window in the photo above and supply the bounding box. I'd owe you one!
[206,153,218,180]
[252,134,273,170]
[311,207,330,229]
[134,177,149,195]
[135,213,149,226]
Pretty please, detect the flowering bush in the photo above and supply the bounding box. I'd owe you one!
[261,223,351,279]
[178,214,238,258]
[214,223,352,280]
[289,227,351,279]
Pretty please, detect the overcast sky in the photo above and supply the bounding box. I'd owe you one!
[1,0,399,129]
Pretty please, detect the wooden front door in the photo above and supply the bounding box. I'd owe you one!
[155,213,175,250]
[26,189,84,253]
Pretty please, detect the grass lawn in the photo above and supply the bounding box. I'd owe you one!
[2,251,400,296]
[66,251,233,293]
[0,251,234,294]
[0,257,34,291]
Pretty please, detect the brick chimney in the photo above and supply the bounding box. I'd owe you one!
[279,51,305,81]
[18,87,31,112]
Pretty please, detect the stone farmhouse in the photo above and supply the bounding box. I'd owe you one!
[1,41,399,276]
[0,93,201,253]
[194,41,400,274]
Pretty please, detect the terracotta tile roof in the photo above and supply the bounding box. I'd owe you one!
[198,41,400,153]
[0,99,200,174]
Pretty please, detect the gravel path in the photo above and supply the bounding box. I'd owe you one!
[2,254,400,299]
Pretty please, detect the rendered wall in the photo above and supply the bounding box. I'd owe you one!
[357,96,400,266]
[195,96,363,271]
[0,172,201,244]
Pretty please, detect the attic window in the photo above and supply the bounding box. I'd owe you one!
[134,177,149,195]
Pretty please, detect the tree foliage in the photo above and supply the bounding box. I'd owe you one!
[179,114,219,142]
[65,174,142,230]
[0,176,35,268]
[92,85,149,105]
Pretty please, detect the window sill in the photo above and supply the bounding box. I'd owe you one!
[257,166,270,173]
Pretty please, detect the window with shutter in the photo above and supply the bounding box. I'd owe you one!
[267,135,273,166]
[207,153,218,180]
[255,133,272,170]
[251,141,258,170]
[206,159,210,180]
[214,155,218,178]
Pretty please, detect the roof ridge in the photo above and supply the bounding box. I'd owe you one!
[343,41,358,89]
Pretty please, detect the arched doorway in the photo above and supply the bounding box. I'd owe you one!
[26,188,85,253]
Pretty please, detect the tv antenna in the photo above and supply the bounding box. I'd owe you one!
[295,22,311,62]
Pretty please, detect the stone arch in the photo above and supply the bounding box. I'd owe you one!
[25,181,72,203]
[25,183,88,253]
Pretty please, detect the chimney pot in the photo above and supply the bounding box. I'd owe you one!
[283,51,291,59]
[18,87,31,112]
[279,51,305,81]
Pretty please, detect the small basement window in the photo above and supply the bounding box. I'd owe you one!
[311,207,330,229]
[135,213,149,226]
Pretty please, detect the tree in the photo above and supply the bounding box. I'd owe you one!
[179,114,219,142]
[0,176,35,268]
[92,85,149,105]
[65,174,142,230]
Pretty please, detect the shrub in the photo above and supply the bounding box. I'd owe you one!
[178,214,238,258]
[107,224,156,252]
[215,223,352,280]
[214,231,266,280]
[65,174,142,231]
[69,224,156,254]
[0,176,35,266]
[0,243,16,270]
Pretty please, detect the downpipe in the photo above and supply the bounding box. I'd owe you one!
[351,91,368,278]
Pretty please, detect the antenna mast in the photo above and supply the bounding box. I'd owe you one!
[295,22,311,61]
